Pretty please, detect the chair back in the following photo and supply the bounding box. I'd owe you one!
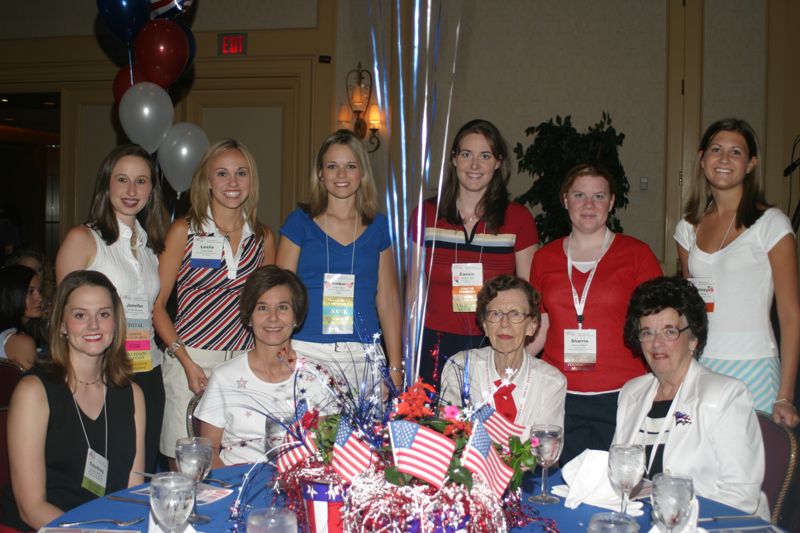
[0,359,24,406]
[0,406,9,492]
[756,410,798,524]
[185,391,203,438]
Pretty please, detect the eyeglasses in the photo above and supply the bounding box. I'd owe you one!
[485,309,530,324]
[637,325,690,343]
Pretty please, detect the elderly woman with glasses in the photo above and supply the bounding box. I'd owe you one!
[613,276,768,518]
[440,275,566,439]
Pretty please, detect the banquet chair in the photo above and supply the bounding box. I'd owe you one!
[0,359,24,406]
[0,406,10,495]
[186,391,203,438]
[756,410,798,524]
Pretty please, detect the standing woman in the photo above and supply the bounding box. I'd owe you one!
[276,130,402,389]
[530,163,662,463]
[153,139,275,464]
[55,144,166,473]
[408,119,539,387]
[2,270,144,531]
[675,118,800,427]
[0,264,44,369]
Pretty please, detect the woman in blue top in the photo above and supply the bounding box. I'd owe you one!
[276,130,402,389]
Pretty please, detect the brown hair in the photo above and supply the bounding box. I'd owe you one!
[475,274,541,327]
[240,265,308,330]
[303,129,378,226]
[43,270,131,388]
[559,162,617,200]
[187,139,262,236]
[683,118,767,228]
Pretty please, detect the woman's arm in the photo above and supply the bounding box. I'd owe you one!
[129,383,146,487]
[768,234,800,427]
[4,333,36,369]
[275,236,301,272]
[199,421,226,469]
[7,375,63,528]
[152,219,205,393]
[261,225,277,266]
[376,248,403,388]
[55,226,96,283]
[514,244,538,281]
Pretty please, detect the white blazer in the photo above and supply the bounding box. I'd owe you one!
[613,359,768,519]
[440,346,566,440]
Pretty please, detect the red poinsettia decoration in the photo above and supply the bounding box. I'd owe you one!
[393,378,436,420]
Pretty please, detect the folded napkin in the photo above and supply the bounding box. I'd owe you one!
[148,511,200,533]
[647,497,706,533]
[554,449,644,517]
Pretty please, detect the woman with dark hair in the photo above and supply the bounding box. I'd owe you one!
[614,276,767,518]
[2,270,144,531]
[0,264,44,369]
[56,144,166,473]
[408,119,539,388]
[440,275,565,438]
[530,162,662,463]
[276,130,402,390]
[195,265,335,467]
[675,118,799,427]
[154,139,275,465]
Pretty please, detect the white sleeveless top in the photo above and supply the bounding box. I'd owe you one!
[0,327,17,359]
[87,220,163,368]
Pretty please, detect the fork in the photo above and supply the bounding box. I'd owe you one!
[59,516,145,527]
[136,471,236,489]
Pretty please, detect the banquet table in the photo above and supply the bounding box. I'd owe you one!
[46,464,775,532]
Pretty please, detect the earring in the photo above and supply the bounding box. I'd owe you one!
[292,322,298,327]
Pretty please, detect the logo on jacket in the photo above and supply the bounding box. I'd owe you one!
[674,411,692,426]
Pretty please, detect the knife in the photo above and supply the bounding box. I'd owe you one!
[106,494,149,506]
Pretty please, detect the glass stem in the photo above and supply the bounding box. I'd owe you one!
[540,467,549,496]
[192,484,199,517]
[621,490,629,514]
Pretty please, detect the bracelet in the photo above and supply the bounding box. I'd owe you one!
[166,338,186,358]
[774,398,796,408]
[388,366,405,373]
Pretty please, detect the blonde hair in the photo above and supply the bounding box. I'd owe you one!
[304,130,378,225]
[187,139,262,235]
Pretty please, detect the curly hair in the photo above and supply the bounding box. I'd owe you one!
[624,276,708,357]
[475,274,541,328]
[240,265,308,331]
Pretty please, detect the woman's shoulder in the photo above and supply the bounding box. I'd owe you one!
[447,346,492,367]
[534,237,567,259]
[62,224,98,248]
[529,356,566,386]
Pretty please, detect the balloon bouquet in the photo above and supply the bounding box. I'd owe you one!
[98,0,207,197]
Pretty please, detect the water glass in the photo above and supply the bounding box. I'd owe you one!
[608,444,645,515]
[175,436,213,525]
[149,472,195,533]
[587,512,640,533]
[651,474,694,533]
[528,424,564,505]
[247,507,298,533]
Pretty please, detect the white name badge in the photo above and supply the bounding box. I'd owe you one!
[564,328,597,371]
[190,235,224,268]
[123,294,149,320]
[322,273,355,335]
[451,262,483,312]
[688,277,715,313]
[81,448,109,497]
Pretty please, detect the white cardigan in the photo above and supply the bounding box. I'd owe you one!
[612,359,768,518]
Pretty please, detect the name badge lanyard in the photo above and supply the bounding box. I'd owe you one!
[323,213,357,276]
[454,221,485,266]
[638,380,684,476]
[73,386,108,459]
[566,228,612,329]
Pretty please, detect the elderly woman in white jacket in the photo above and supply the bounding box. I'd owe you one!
[613,276,768,519]
[440,275,566,439]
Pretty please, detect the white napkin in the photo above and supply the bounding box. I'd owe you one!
[553,449,645,517]
[147,511,200,533]
[647,497,706,533]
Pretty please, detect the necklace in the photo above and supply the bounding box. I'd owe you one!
[456,201,479,225]
[76,375,102,386]
[216,220,243,240]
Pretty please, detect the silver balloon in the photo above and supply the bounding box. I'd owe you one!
[158,122,209,193]
[119,82,174,153]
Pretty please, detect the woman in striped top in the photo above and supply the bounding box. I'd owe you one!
[153,139,275,464]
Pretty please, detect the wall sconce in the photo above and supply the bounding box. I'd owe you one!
[367,103,381,152]
[345,62,382,153]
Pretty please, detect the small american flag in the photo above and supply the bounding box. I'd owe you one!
[674,411,692,426]
[461,420,513,499]
[276,400,318,473]
[388,420,455,488]
[471,404,525,447]
[150,0,193,19]
[332,416,378,484]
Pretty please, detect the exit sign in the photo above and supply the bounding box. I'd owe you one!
[218,33,247,56]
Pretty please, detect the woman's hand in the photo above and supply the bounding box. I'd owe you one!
[182,359,208,394]
[773,400,799,427]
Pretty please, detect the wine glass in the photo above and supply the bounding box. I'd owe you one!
[149,472,195,533]
[587,511,640,533]
[247,507,298,533]
[527,424,564,505]
[652,474,694,533]
[175,436,213,525]
[608,444,645,515]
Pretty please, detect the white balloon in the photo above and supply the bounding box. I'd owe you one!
[119,82,174,153]
[158,122,209,193]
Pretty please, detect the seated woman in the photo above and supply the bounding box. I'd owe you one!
[0,265,45,369]
[196,265,336,467]
[614,276,768,518]
[440,275,566,439]
[2,270,145,531]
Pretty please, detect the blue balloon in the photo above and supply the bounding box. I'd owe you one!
[97,0,151,43]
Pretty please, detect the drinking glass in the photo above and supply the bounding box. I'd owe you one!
[587,512,640,533]
[608,444,645,515]
[247,507,298,533]
[651,474,694,533]
[149,472,195,533]
[527,424,564,505]
[175,436,213,525]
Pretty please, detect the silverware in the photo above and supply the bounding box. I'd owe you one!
[106,494,150,505]
[59,516,145,527]
[204,477,236,489]
[698,513,763,523]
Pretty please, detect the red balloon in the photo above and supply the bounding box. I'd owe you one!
[113,64,148,103]
[134,19,189,88]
